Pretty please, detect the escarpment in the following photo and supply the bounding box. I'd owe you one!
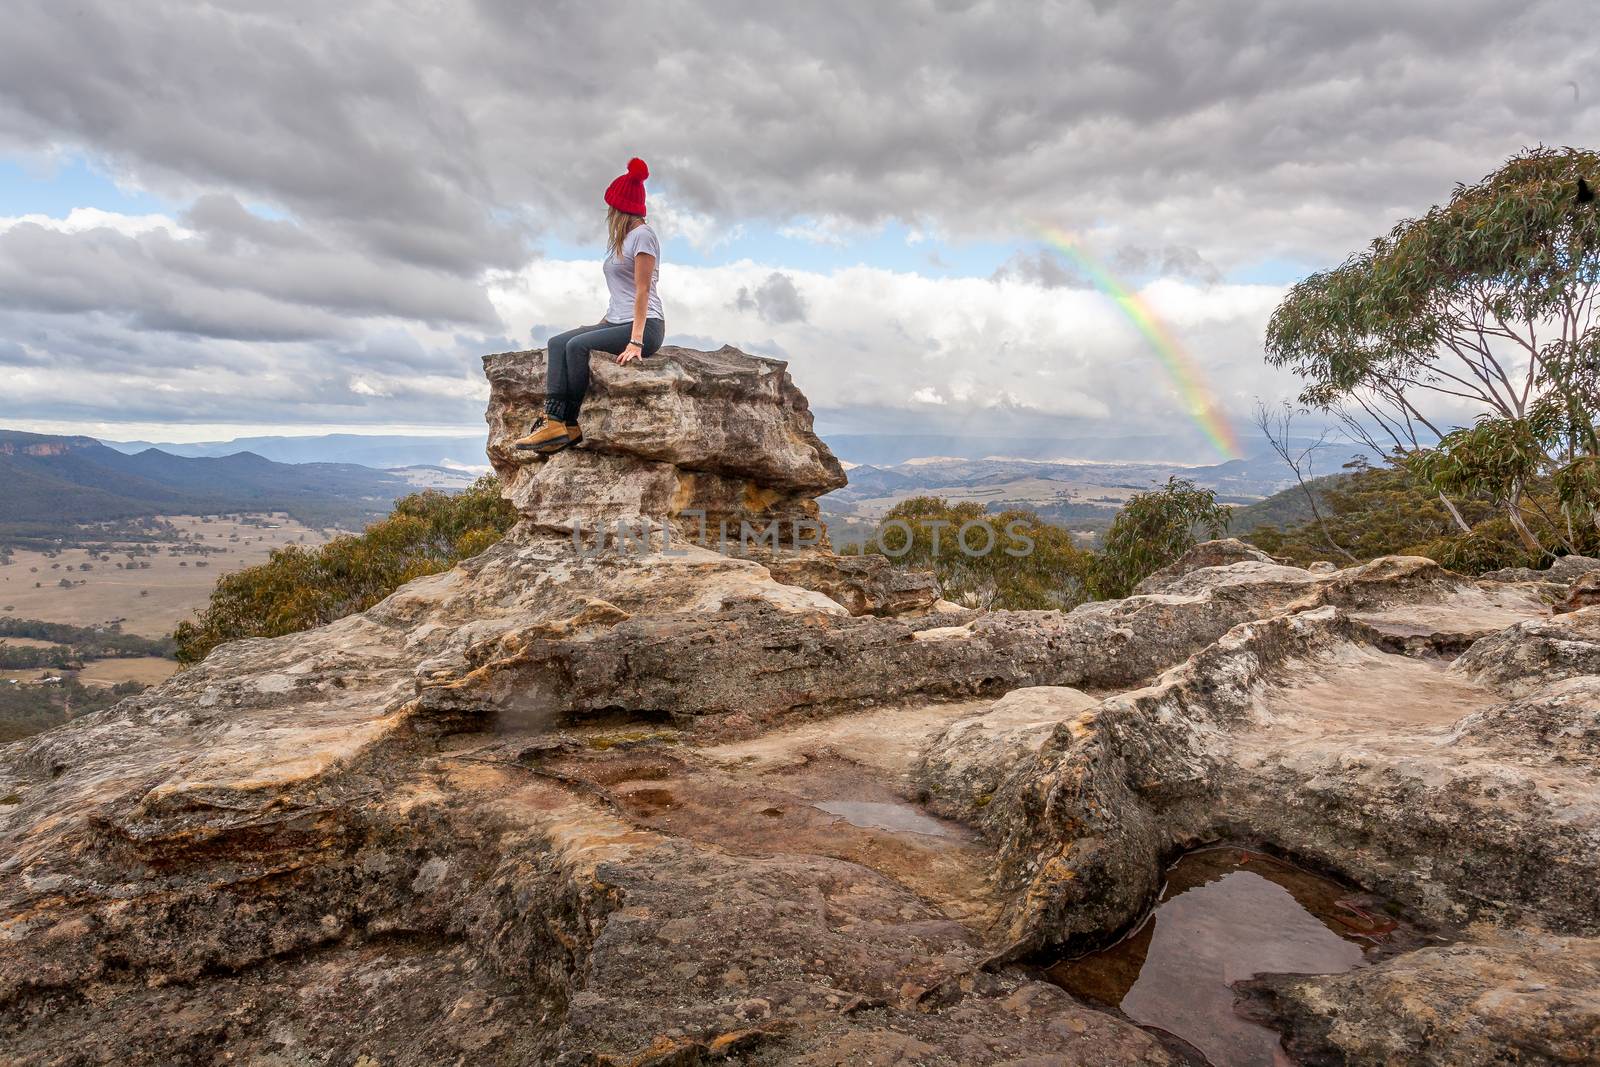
[2,342,1598,1065]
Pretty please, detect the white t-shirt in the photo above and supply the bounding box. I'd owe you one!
[603,223,664,324]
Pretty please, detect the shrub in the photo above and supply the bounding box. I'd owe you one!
[1090,478,1229,599]
[850,497,1093,610]
[174,477,516,664]
[848,483,1225,609]
[1266,146,1600,559]
[1248,460,1600,574]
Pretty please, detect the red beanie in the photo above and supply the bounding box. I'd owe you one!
[604,157,649,216]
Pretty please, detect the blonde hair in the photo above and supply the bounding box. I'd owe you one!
[607,206,642,259]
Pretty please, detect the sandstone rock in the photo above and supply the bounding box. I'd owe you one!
[0,525,1190,1064]
[1448,676,1600,759]
[760,549,941,617]
[1454,607,1600,695]
[1316,554,1552,653]
[1557,569,1600,613]
[485,344,845,492]
[1131,536,1276,594]
[916,686,1099,827]
[392,534,1360,734]
[5,532,1593,1064]
[1482,552,1600,584]
[3,338,1597,1063]
[1248,932,1600,1067]
[971,598,1600,970]
[484,345,845,542]
[501,447,827,543]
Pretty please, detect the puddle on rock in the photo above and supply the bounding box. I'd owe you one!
[812,800,949,836]
[1048,847,1413,1067]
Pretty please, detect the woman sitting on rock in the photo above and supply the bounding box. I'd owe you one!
[515,157,666,454]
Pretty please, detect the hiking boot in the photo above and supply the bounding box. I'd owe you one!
[535,422,582,453]
[512,418,570,451]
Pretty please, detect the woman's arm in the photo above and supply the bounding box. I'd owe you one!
[617,252,655,365]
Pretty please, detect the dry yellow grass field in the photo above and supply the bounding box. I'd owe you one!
[0,513,333,640]
[1,657,184,688]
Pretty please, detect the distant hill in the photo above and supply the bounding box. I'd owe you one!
[104,433,489,470]
[818,449,1372,547]
[823,432,1215,466]
[1227,472,1348,534]
[0,430,420,541]
[823,454,1321,510]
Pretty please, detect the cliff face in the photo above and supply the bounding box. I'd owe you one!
[1,345,1597,1065]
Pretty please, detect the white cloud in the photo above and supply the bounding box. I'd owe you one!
[489,256,1294,436]
[648,197,745,255]
[0,207,191,238]
[777,216,876,248]
[0,1,1591,441]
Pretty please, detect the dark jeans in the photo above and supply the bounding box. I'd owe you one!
[543,318,665,421]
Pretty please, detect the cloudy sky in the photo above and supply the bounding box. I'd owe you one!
[1,1,1595,460]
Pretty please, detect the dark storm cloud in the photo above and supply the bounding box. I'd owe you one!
[0,305,494,427]
[991,250,1086,289]
[0,203,497,341]
[0,3,524,275]
[1110,246,1221,285]
[0,1,1594,430]
[3,0,1592,269]
[731,272,809,324]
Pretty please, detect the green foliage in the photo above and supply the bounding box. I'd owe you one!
[1264,145,1600,557]
[1089,478,1230,599]
[0,617,175,659]
[1417,518,1542,575]
[1248,462,1490,564]
[1414,418,1546,501]
[1227,472,1341,536]
[0,678,146,744]
[1555,454,1600,527]
[1401,389,1600,555]
[174,477,516,664]
[1266,147,1600,412]
[1243,459,1600,574]
[850,496,1094,610]
[852,480,1226,608]
[0,645,78,670]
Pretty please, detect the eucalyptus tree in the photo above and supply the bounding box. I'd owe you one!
[1265,147,1600,554]
[1090,477,1229,599]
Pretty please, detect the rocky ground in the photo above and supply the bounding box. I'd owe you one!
[1,345,1596,1065]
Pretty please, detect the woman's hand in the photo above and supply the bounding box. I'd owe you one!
[616,341,643,365]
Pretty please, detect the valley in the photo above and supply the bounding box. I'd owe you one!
[0,513,335,736]
[819,450,1331,546]
[0,513,332,643]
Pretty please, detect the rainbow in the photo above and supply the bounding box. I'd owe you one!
[1034,224,1242,461]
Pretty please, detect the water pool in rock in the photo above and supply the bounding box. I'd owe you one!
[811,799,950,836]
[1048,847,1411,1067]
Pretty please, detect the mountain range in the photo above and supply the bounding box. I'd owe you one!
[99,429,1366,477]
[103,433,490,471]
[823,432,1260,466]
[0,431,424,542]
[3,426,1358,548]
